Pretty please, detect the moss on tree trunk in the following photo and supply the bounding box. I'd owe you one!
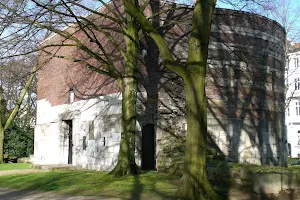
[0,87,5,164]
[110,0,139,176]
[0,127,3,164]
[122,0,220,196]
[0,63,37,164]
[180,1,219,199]
[181,74,218,200]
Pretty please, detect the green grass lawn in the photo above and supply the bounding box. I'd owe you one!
[0,163,31,171]
[0,171,180,200]
[1,161,300,199]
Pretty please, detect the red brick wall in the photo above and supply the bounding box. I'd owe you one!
[37,0,124,106]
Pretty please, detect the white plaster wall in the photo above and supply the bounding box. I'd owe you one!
[34,123,61,164]
[34,93,123,170]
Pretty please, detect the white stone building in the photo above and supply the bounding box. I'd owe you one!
[286,44,300,158]
[34,5,288,170]
[34,94,125,170]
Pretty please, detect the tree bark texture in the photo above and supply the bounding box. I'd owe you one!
[122,0,219,198]
[0,63,37,163]
[111,0,139,176]
[0,87,5,163]
[4,63,37,130]
[180,1,218,199]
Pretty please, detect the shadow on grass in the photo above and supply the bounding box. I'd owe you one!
[0,171,180,200]
[0,188,38,200]
[131,175,143,200]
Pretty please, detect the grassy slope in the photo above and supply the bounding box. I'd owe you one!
[0,163,31,171]
[0,171,179,200]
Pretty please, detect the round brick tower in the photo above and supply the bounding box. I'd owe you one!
[155,8,286,170]
[206,9,286,165]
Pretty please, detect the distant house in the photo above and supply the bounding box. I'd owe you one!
[286,43,300,158]
[34,2,288,171]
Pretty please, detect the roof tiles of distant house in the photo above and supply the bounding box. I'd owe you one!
[288,42,300,53]
[294,43,300,49]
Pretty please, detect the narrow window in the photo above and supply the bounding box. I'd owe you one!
[103,137,106,146]
[295,78,300,90]
[69,88,74,103]
[296,102,300,116]
[294,58,299,68]
[83,136,87,150]
[89,121,94,140]
[297,131,300,147]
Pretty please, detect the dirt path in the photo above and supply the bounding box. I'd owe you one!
[0,169,48,176]
[0,188,120,200]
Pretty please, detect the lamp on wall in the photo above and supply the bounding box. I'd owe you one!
[69,88,74,103]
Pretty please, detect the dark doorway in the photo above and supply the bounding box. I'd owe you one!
[64,120,73,164]
[141,124,156,170]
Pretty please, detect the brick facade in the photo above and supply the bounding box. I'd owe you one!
[35,3,287,170]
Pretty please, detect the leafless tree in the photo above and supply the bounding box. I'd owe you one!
[0,0,143,174]
[245,0,300,108]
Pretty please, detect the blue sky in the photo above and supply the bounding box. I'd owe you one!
[3,0,299,42]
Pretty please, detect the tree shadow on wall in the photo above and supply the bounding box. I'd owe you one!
[37,1,287,199]
[136,4,288,200]
[207,9,286,167]
[135,2,231,199]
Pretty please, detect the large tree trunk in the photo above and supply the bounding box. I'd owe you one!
[4,63,37,130]
[181,74,218,200]
[181,1,218,199]
[0,63,37,164]
[111,77,138,176]
[0,126,4,164]
[122,0,218,196]
[110,0,139,176]
[0,87,5,164]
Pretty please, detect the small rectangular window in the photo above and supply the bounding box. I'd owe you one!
[295,78,300,90]
[89,121,94,140]
[103,137,106,146]
[83,136,87,150]
[294,58,299,68]
[296,102,300,116]
[69,88,74,103]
